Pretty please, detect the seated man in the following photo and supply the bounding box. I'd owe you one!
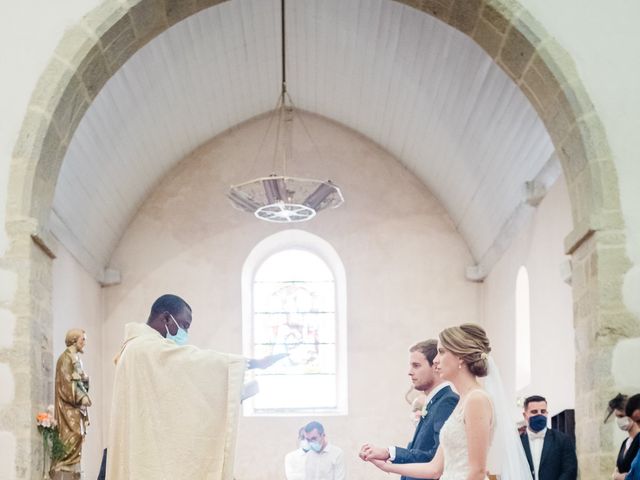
[303,421,345,480]
[284,427,309,480]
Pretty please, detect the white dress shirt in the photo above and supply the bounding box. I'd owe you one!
[284,448,307,480]
[305,443,345,480]
[388,382,452,460]
[527,427,547,480]
[423,382,452,407]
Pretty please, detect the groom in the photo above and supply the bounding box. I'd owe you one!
[359,339,458,480]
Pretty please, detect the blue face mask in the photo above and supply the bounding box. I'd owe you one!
[309,441,323,453]
[528,414,547,432]
[166,314,189,345]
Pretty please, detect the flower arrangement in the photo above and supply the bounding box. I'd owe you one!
[36,406,67,471]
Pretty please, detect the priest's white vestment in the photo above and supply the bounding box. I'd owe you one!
[107,323,245,479]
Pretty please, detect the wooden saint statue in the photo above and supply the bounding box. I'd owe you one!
[51,329,92,480]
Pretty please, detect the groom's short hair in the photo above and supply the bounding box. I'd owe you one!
[410,339,438,366]
[524,395,547,409]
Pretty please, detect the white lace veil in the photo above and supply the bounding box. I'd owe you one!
[484,356,532,479]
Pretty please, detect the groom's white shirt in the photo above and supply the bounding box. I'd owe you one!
[527,427,547,480]
[388,382,452,460]
[423,382,452,408]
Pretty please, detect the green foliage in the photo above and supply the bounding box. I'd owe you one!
[38,426,68,462]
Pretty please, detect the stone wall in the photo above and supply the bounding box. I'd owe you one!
[483,177,575,420]
[0,218,54,480]
[1,1,638,478]
[571,230,639,477]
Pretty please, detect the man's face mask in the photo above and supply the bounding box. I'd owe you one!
[309,441,323,453]
[166,314,189,345]
[528,414,547,432]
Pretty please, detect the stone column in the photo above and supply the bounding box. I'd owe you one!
[0,218,55,480]
[570,228,637,479]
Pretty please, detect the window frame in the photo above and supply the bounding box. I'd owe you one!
[241,229,348,417]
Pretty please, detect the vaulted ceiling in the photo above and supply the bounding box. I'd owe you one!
[51,0,557,283]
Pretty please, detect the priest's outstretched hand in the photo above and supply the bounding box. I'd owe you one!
[248,352,289,369]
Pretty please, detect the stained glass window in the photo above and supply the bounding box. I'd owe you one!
[248,249,339,413]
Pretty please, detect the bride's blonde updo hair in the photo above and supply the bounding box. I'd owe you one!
[439,323,492,377]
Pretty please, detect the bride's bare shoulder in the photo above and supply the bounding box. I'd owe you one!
[464,389,492,414]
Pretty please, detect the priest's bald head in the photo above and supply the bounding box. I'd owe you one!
[147,294,192,339]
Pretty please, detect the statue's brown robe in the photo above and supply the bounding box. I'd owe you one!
[107,323,245,480]
[53,347,90,472]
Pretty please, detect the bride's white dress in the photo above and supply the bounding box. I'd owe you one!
[439,390,493,480]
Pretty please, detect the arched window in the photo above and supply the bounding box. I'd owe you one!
[515,266,531,391]
[242,230,347,416]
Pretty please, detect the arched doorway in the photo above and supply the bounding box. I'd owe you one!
[2,1,633,478]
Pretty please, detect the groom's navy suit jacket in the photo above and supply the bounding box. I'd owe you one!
[520,428,578,480]
[393,385,459,480]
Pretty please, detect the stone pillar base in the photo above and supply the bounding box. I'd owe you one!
[50,470,81,480]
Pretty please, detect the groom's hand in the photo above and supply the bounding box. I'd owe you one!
[359,443,390,461]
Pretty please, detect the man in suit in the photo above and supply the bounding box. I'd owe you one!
[359,339,459,480]
[520,395,578,480]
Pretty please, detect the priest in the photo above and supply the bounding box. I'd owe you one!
[106,294,285,479]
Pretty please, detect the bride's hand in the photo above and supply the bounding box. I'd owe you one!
[370,459,392,472]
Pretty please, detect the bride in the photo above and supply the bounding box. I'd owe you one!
[368,324,531,480]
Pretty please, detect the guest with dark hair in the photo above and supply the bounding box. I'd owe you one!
[606,393,640,479]
[520,394,577,480]
[303,421,345,480]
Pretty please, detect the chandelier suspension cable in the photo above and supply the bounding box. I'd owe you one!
[251,0,287,178]
[281,0,287,95]
[226,0,343,223]
[279,0,325,180]
[284,91,325,176]
[280,0,289,177]
[275,0,324,179]
[272,94,285,174]
[248,92,283,178]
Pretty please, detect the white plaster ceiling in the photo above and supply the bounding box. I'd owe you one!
[51,0,556,282]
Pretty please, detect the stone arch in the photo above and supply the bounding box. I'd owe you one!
[2,0,634,478]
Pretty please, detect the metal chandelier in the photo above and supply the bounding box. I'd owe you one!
[227,0,344,223]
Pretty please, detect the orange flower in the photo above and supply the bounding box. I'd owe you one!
[36,412,48,422]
